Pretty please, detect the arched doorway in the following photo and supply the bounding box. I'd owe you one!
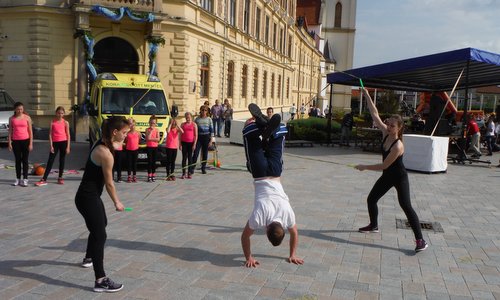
[93,37,139,74]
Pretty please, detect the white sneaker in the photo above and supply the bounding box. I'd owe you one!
[20,179,28,187]
[12,179,19,186]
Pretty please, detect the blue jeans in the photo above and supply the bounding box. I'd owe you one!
[243,123,286,178]
[190,134,211,174]
[212,117,222,137]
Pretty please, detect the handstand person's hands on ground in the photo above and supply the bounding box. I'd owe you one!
[287,256,304,265]
[244,256,260,268]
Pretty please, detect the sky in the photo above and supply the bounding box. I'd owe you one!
[353,0,500,68]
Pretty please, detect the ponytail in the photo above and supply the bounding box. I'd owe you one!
[391,114,404,140]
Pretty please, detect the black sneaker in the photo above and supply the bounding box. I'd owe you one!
[415,239,428,252]
[262,114,282,142]
[358,225,379,233]
[248,103,269,127]
[81,257,93,268]
[94,277,123,293]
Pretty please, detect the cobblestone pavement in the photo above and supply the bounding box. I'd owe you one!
[0,139,499,299]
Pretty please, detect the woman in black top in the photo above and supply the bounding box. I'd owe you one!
[355,88,428,253]
[75,116,129,292]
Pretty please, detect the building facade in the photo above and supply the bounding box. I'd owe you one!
[0,0,344,138]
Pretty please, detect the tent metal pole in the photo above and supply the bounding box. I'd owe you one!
[462,60,470,139]
[327,83,333,144]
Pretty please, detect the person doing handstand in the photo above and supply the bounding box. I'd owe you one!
[240,103,304,268]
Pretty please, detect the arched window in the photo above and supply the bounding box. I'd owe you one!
[200,53,210,97]
[253,68,259,98]
[334,2,342,28]
[262,71,268,99]
[227,61,234,98]
[242,64,248,98]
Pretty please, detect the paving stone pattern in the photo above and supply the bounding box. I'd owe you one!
[0,140,500,299]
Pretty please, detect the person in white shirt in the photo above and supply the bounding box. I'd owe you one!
[241,103,304,268]
[289,103,297,120]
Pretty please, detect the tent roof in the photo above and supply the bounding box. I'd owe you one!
[327,48,500,92]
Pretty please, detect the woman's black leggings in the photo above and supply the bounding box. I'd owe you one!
[165,148,177,176]
[181,142,193,175]
[147,147,158,174]
[113,150,123,180]
[126,150,138,176]
[75,193,107,279]
[367,173,423,240]
[43,141,67,180]
[12,139,30,179]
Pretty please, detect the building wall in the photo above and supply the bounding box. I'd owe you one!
[321,0,356,111]
[0,0,323,137]
[0,6,76,128]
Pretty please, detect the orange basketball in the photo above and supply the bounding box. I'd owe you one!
[216,160,221,168]
[35,166,45,176]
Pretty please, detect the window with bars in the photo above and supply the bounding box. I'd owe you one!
[242,65,248,98]
[271,73,275,99]
[227,61,234,98]
[262,71,267,99]
[253,68,258,98]
[277,74,281,98]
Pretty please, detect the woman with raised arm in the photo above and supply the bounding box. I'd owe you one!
[355,88,428,253]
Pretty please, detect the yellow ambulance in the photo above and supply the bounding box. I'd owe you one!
[88,73,171,164]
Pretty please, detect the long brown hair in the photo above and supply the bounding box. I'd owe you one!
[101,116,129,153]
[390,114,405,140]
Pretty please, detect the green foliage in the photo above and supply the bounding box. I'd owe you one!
[146,35,166,47]
[288,118,341,141]
[378,90,400,114]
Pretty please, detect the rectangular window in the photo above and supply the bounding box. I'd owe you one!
[265,15,270,45]
[243,0,250,33]
[280,28,284,53]
[201,0,213,12]
[273,23,277,49]
[229,0,236,26]
[255,7,261,40]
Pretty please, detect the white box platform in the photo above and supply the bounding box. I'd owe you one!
[229,119,246,145]
[403,134,449,173]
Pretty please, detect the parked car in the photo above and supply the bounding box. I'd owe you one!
[0,88,15,143]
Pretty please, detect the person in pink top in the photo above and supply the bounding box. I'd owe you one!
[165,118,183,181]
[35,106,70,186]
[8,102,33,187]
[180,112,197,179]
[125,118,140,183]
[146,115,160,182]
